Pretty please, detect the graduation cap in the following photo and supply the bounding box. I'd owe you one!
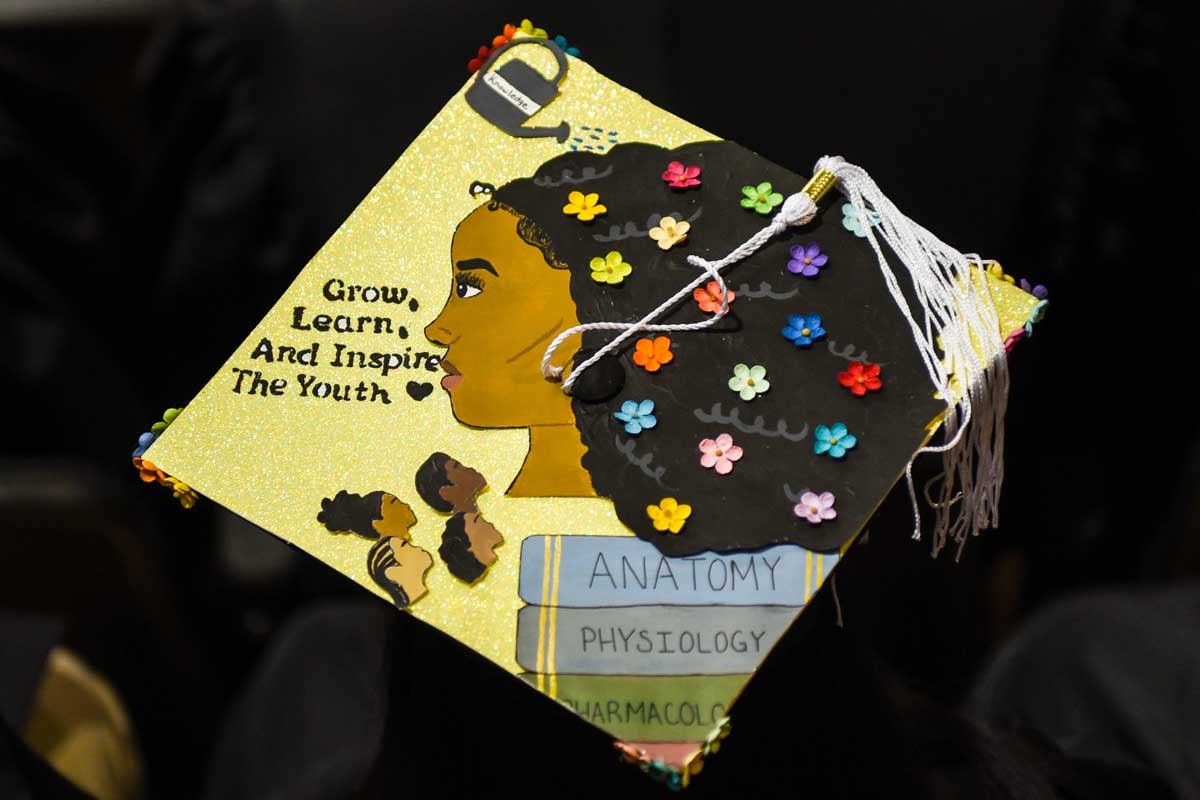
[132,28,1046,789]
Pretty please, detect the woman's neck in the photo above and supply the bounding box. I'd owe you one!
[508,423,596,497]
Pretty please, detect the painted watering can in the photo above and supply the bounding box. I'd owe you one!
[466,38,571,142]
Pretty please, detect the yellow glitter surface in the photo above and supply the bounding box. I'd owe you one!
[146,41,1038,731]
[147,46,714,675]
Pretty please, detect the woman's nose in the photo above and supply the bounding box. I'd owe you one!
[424,320,456,346]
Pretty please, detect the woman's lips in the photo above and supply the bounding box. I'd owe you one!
[440,359,463,391]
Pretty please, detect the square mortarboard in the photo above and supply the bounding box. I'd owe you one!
[136,29,1045,788]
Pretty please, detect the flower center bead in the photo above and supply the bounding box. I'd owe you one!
[857,376,865,383]
[809,506,818,514]
[830,438,838,445]
[747,379,755,386]
[715,449,724,457]
[758,195,767,203]
[804,258,812,264]
[801,328,810,336]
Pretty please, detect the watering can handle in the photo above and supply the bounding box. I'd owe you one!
[475,38,569,86]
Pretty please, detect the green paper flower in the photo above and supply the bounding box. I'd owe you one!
[740,182,783,215]
[589,250,633,285]
[150,407,182,434]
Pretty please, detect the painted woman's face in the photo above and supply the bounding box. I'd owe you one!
[425,205,581,428]
[384,539,434,605]
[373,494,417,539]
[464,511,503,566]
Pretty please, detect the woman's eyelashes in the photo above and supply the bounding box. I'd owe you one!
[455,271,484,298]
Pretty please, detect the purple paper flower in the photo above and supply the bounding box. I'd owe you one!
[794,491,837,524]
[787,243,828,277]
[1019,278,1049,299]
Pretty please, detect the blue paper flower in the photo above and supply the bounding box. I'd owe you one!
[613,399,657,435]
[782,314,827,347]
[841,203,880,238]
[814,423,857,459]
[553,34,581,57]
[132,431,156,458]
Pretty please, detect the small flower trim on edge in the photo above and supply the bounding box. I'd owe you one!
[814,423,857,458]
[647,497,691,534]
[794,491,837,524]
[841,203,880,237]
[728,363,769,400]
[614,399,657,435]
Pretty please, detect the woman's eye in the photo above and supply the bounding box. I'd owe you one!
[455,279,483,299]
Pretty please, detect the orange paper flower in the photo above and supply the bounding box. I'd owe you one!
[632,336,674,372]
[693,280,735,313]
[132,457,168,485]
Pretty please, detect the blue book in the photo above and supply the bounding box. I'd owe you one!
[519,535,837,607]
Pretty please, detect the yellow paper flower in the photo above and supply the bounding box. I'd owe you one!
[519,18,548,38]
[563,191,607,222]
[648,216,690,250]
[164,477,199,509]
[646,497,692,534]
[589,251,632,284]
[985,261,1015,284]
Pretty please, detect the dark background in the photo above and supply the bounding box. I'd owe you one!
[2,1,1196,797]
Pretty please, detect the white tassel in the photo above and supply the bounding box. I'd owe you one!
[815,156,1009,558]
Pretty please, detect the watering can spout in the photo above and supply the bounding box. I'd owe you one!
[509,121,571,143]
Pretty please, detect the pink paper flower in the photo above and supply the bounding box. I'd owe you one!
[794,491,837,524]
[698,433,743,475]
[662,161,701,188]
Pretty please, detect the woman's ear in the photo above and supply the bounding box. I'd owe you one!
[567,347,625,403]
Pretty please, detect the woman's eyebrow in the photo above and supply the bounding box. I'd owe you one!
[455,258,498,276]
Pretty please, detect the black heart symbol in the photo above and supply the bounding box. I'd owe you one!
[406,381,433,401]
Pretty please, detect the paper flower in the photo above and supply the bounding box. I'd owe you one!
[590,251,632,284]
[787,243,828,277]
[814,423,857,459]
[164,477,199,510]
[728,363,769,400]
[740,182,783,215]
[613,399,657,435]
[1020,278,1049,299]
[492,23,517,48]
[782,314,826,347]
[1003,327,1025,353]
[633,336,674,372]
[646,497,691,534]
[1024,299,1049,335]
[132,431,156,458]
[648,216,689,249]
[693,280,735,313]
[698,433,743,475]
[841,203,880,237]
[132,457,167,485]
[552,34,581,57]
[150,408,181,435]
[518,18,548,38]
[986,261,1016,285]
[837,361,882,396]
[662,161,702,188]
[563,191,607,221]
[794,491,837,524]
[468,45,493,73]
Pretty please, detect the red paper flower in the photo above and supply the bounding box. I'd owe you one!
[693,280,735,313]
[837,361,882,396]
[662,161,702,188]
[468,45,493,73]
